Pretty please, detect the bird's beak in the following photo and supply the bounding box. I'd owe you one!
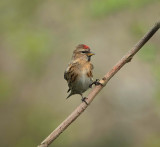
[87,51,95,56]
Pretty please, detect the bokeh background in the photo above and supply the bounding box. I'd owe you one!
[0,0,160,147]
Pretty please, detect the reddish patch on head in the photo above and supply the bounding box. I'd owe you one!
[83,44,90,49]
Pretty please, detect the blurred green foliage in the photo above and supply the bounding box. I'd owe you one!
[139,45,157,62]
[145,135,160,147]
[7,28,54,76]
[130,23,147,37]
[0,74,13,102]
[0,0,43,33]
[89,0,158,17]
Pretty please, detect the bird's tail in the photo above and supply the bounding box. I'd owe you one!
[67,88,70,93]
[66,92,73,99]
[66,88,72,99]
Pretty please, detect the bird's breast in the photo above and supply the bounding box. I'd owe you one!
[75,69,93,92]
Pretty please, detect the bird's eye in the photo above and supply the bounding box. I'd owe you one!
[81,51,89,53]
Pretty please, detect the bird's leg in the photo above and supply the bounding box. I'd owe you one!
[80,94,88,105]
[89,79,104,88]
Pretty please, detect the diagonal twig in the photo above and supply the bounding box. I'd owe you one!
[38,22,160,147]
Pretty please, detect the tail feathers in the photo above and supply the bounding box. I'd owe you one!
[66,92,73,99]
[66,88,72,99]
[67,88,70,93]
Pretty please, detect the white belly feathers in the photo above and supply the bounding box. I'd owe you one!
[74,69,92,93]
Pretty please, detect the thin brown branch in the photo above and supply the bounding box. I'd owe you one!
[38,22,160,147]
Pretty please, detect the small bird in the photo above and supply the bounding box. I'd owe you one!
[64,44,95,104]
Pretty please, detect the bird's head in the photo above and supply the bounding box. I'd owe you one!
[72,44,95,61]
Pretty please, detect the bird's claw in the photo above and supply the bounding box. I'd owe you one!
[81,97,88,105]
[89,79,103,88]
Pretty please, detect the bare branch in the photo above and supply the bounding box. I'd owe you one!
[38,22,160,147]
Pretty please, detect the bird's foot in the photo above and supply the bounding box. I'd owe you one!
[81,97,88,105]
[89,79,104,88]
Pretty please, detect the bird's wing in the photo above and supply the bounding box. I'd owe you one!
[86,63,94,81]
[64,69,68,81]
[64,62,79,89]
[64,63,72,81]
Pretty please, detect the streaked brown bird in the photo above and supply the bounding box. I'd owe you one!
[64,44,95,103]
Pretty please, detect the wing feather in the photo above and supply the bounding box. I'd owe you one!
[64,63,79,89]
